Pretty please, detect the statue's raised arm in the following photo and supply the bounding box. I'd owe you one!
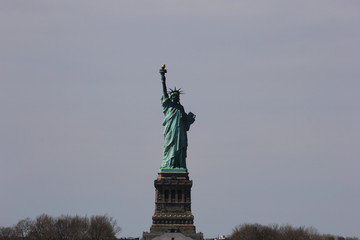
[159,64,196,173]
[160,64,168,99]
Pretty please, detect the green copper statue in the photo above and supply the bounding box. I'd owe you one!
[159,64,196,173]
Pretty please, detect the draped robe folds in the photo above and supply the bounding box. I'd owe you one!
[161,95,192,169]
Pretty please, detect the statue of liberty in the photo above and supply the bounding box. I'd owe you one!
[159,64,196,173]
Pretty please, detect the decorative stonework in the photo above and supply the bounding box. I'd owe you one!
[142,173,203,240]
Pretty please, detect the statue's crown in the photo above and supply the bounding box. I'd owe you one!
[168,87,184,95]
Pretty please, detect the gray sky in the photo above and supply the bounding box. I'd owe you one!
[1,0,359,238]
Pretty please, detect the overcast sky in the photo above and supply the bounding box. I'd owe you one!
[1,0,359,238]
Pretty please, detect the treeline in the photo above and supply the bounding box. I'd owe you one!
[0,214,121,240]
[230,224,359,240]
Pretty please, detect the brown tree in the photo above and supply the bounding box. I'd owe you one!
[230,224,355,240]
[0,227,16,240]
[28,214,56,240]
[88,215,121,240]
[0,214,121,240]
[54,215,89,240]
[14,218,33,240]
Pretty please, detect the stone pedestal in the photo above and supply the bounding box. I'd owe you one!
[142,172,203,240]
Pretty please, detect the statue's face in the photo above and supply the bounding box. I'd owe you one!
[170,92,180,103]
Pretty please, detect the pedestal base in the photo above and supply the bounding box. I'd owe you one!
[142,173,203,240]
[142,232,203,240]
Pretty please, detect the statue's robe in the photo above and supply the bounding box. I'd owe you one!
[161,95,191,169]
